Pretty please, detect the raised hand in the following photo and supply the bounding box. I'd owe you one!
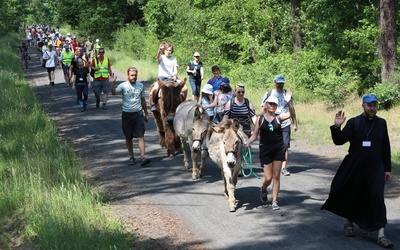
[284,89,292,103]
[109,73,117,83]
[334,110,346,127]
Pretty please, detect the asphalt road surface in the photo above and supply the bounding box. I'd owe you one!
[23,47,399,250]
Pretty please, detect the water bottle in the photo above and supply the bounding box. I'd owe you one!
[193,66,197,76]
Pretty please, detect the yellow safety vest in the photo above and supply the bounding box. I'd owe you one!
[94,56,109,78]
[61,51,73,65]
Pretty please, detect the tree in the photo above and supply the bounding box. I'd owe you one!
[380,0,397,83]
[292,0,302,51]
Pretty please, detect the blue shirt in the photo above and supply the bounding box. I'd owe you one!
[115,81,145,113]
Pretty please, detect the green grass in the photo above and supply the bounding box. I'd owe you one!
[0,33,132,249]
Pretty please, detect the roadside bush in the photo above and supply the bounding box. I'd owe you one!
[113,23,158,61]
[368,83,400,110]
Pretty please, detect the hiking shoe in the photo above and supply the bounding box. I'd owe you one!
[102,103,108,110]
[140,158,151,166]
[260,187,268,204]
[271,201,280,210]
[343,224,355,237]
[128,157,135,165]
[377,236,394,248]
[281,168,291,176]
[96,99,100,108]
[150,104,157,112]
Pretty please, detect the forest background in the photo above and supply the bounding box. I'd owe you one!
[2,0,400,108]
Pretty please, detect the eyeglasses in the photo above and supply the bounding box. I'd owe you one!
[268,123,274,132]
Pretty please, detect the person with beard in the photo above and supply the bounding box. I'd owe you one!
[260,75,298,176]
[321,94,393,249]
[109,68,151,167]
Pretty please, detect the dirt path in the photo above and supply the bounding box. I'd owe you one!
[23,46,399,250]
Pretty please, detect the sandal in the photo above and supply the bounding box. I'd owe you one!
[128,157,135,165]
[343,224,355,237]
[377,236,394,248]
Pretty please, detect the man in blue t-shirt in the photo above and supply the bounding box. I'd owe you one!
[110,67,151,167]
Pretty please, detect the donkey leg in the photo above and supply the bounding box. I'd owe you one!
[198,149,208,178]
[191,148,199,180]
[181,139,190,170]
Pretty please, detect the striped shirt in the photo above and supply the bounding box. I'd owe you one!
[224,98,255,129]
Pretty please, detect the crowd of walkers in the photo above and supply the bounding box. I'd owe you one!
[22,24,107,112]
[19,28,394,248]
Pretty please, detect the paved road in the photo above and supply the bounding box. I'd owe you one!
[24,47,399,250]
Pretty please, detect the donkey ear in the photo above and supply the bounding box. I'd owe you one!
[177,78,187,89]
[210,124,225,133]
[232,118,240,131]
[194,107,201,119]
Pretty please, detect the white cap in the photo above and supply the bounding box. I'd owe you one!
[202,84,214,95]
[67,33,71,36]
[193,52,200,57]
[264,96,279,105]
[96,39,100,42]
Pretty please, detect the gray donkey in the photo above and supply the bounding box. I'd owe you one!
[174,100,212,179]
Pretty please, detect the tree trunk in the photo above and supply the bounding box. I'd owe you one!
[292,0,302,52]
[380,0,397,83]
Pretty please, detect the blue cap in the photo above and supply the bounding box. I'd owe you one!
[274,74,285,83]
[362,93,378,103]
[77,58,83,62]
[221,77,230,84]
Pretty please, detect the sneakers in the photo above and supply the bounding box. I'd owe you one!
[271,201,280,210]
[150,104,157,112]
[128,157,135,165]
[343,224,355,237]
[102,103,108,110]
[377,236,394,248]
[96,98,100,108]
[260,187,268,204]
[140,158,151,166]
[281,168,291,176]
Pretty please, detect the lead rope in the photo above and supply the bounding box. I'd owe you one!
[240,146,260,179]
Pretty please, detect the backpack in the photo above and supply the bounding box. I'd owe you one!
[261,90,273,106]
[229,97,254,125]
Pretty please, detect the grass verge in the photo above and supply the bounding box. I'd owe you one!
[0,33,132,249]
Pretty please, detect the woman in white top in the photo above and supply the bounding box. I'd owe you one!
[43,44,58,86]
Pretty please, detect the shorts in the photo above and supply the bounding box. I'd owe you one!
[259,143,286,166]
[189,77,201,96]
[62,64,70,75]
[93,79,110,95]
[282,125,291,149]
[159,76,181,84]
[46,67,55,73]
[122,111,145,139]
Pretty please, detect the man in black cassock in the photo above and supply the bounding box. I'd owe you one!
[322,93,393,249]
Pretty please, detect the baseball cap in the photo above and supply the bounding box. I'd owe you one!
[265,96,279,105]
[202,84,214,95]
[362,93,378,103]
[96,39,100,42]
[63,44,69,49]
[193,52,200,57]
[87,36,91,38]
[67,33,71,36]
[211,65,220,72]
[274,74,285,83]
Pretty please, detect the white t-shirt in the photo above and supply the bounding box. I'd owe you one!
[158,55,178,78]
[44,50,57,68]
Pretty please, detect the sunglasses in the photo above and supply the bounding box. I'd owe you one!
[267,102,277,106]
[237,91,245,94]
[98,52,104,54]
[268,123,274,132]
[194,56,199,58]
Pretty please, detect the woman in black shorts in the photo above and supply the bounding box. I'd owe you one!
[244,92,292,210]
